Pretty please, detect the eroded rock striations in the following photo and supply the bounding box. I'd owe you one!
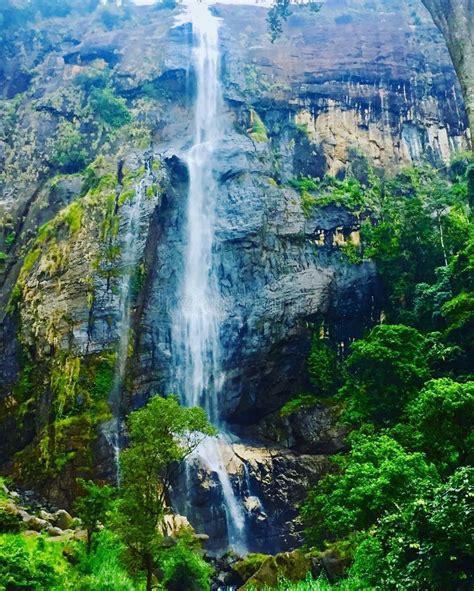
[0,0,470,552]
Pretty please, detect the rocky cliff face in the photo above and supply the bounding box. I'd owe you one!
[0,0,470,553]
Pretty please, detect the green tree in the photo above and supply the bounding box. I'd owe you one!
[413,267,452,331]
[442,233,474,370]
[405,378,474,473]
[74,479,116,553]
[113,395,216,591]
[339,324,431,425]
[350,467,474,590]
[307,331,339,396]
[302,431,438,547]
[362,167,449,318]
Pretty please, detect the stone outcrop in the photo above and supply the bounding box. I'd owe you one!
[0,0,470,553]
[172,439,330,552]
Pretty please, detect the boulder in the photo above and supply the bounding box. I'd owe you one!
[233,553,269,583]
[240,550,312,590]
[39,509,54,522]
[51,509,73,530]
[47,526,63,537]
[22,515,49,532]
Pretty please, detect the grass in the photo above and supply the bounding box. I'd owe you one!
[75,529,140,591]
[248,574,369,590]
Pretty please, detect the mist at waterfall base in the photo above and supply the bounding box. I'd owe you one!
[168,3,263,556]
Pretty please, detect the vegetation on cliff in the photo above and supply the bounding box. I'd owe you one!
[294,155,474,590]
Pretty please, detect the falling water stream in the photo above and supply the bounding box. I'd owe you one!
[105,163,152,485]
[171,2,248,553]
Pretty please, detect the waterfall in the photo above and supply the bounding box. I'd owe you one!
[171,2,248,553]
[105,163,152,484]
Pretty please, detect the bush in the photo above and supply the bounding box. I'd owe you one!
[405,378,474,474]
[302,431,438,546]
[50,120,88,173]
[248,109,268,142]
[88,88,131,130]
[350,467,474,590]
[160,541,212,591]
[247,573,366,590]
[339,324,431,425]
[0,535,61,589]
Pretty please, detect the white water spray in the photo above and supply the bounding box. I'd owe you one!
[171,2,247,552]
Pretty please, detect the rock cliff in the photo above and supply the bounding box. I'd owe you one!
[0,0,470,552]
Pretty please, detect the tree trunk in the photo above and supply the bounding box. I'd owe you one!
[421,0,474,150]
[146,555,153,591]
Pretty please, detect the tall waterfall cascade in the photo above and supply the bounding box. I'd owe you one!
[171,1,250,553]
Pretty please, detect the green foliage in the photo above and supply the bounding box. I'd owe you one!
[308,333,339,396]
[113,396,216,590]
[50,120,88,173]
[159,538,212,591]
[405,378,474,474]
[339,325,431,425]
[7,248,41,310]
[340,240,362,265]
[361,165,468,319]
[74,69,109,94]
[289,174,375,218]
[64,201,84,234]
[130,263,146,300]
[88,88,131,130]
[249,110,269,142]
[248,573,366,590]
[280,393,318,418]
[5,231,15,248]
[289,177,318,217]
[412,266,452,331]
[441,233,474,369]
[74,480,115,552]
[350,467,474,590]
[289,176,318,193]
[297,157,474,589]
[0,535,61,589]
[302,431,438,547]
[93,358,115,400]
[75,529,139,590]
